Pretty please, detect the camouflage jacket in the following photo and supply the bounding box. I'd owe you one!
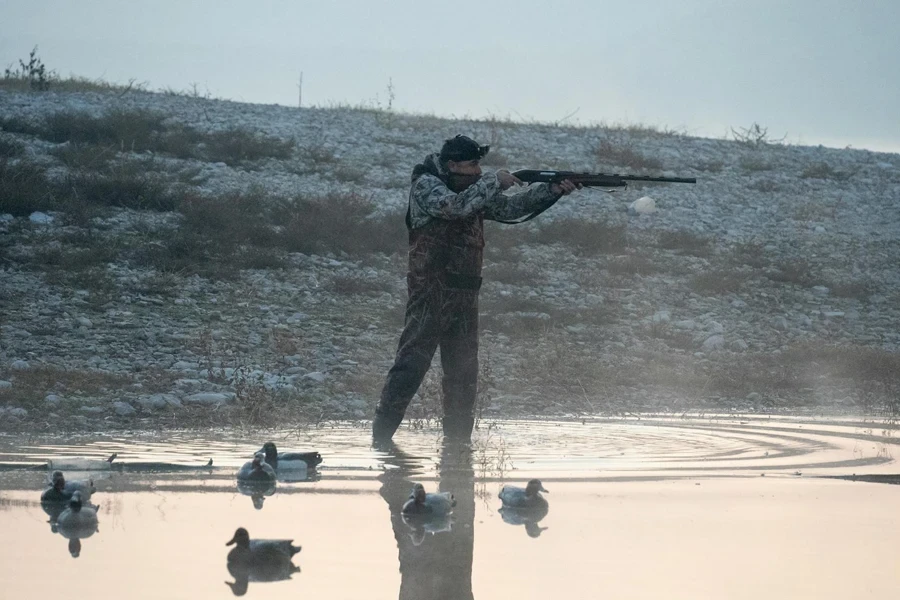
[405,153,560,289]
[407,154,559,230]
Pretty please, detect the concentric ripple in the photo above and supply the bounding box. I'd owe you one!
[0,416,896,483]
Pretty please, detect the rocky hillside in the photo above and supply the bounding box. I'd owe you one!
[1,87,899,431]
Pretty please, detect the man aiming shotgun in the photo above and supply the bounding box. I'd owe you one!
[372,134,694,443]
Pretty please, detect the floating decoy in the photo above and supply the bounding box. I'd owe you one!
[401,482,455,516]
[56,491,99,556]
[499,479,549,509]
[258,442,322,470]
[237,452,276,483]
[225,527,301,595]
[41,470,95,503]
[226,527,301,565]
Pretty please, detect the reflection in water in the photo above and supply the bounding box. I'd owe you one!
[379,440,475,600]
[224,527,302,596]
[499,503,549,538]
[237,480,277,510]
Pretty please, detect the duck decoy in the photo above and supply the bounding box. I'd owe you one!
[499,479,549,509]
[401,482,456,516]
[237,452,276,483]
[41,470,96,503]
[258,442,322,470]
[226,527,301,565]
[56,491,99,554]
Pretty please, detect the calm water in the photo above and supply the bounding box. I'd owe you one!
[0,417,898,599]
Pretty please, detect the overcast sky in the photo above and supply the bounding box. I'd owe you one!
[2,0,899,152]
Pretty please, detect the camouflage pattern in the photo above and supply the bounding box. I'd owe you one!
[374,153,561,439]
[406,153,560,230]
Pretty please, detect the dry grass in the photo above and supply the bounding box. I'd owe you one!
[328,274,397,296]
[528,219,629,255]
[604,253,661,277]
[656,229,714,257]
[0,365,134,412]
[766,258,821,287]
[689,270,751,295]
[593,140,662,171]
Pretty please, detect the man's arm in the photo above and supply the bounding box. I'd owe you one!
[408,173,503,228]
[483,182,562,222]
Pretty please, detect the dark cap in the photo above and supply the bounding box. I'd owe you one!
[439,135,489,162]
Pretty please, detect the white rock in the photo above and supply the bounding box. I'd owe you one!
[673,320,696,330]
[730,339,749,352]
[303,371,327,383]
[652,311,671,324]
[76,316,93,328]
[10,360,29,370]
[629,196,657,214]
[29,211,54,224]
[6,407,27,418]
[701,335,726,352]
[113,401,137,416]
[45,394,62,405]
[0,381,12,389]
[185,392,234,405]
[706,321,724,334]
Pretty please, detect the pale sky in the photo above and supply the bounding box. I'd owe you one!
[2,0,899,152]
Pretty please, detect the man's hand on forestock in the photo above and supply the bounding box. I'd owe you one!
[496,170,523,191]
[550,179,581,196]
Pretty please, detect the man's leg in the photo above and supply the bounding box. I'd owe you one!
[374,282,441,443]
[439,290,479,440]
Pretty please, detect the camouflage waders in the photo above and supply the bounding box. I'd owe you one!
[374,215,484,441]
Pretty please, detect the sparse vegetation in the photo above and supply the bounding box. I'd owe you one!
[689,270,751,295]
[656,229,713,257]
[528,219,629,255]
[766,258,821,287]
[593,140,662,171]
[730,122,785,148]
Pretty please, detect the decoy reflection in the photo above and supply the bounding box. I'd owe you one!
[379,439,475,600]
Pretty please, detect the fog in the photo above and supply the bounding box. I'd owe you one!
[1,0,899,152]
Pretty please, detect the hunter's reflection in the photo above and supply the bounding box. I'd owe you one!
[378,440,475,600]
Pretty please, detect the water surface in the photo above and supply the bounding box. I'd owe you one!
[1,416,897,599]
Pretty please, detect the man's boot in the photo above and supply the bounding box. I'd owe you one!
[372,410,403,445]
[442,412,475,441]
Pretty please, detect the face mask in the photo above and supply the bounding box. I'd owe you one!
[447,172,481,193]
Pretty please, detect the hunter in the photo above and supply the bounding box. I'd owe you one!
[372,134,579,442]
